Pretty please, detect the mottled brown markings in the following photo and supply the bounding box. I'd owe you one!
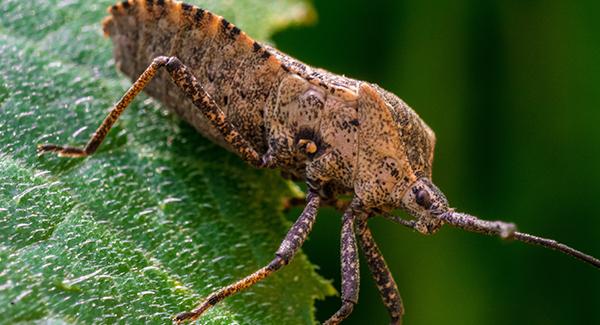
[194,8,205,22]
[252,41,261,52]
[180,2,191,11]
[357,217,403,324]
[38,1,600,324]
[250,41,272,60]
[231,25,241,36]
[220,18,241,39]
[220,18,229,29]
[261,50,271,59]
[111,0,283,153]
[164,57,264,163]
[323,204,361,325]
[265,44,358,100]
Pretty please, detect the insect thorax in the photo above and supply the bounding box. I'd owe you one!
[264,74,360,198]
[263,72,437,208]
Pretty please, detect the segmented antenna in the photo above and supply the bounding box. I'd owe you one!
[383,212,600,269]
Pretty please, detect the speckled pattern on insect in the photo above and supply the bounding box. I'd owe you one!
[37,0,600,324]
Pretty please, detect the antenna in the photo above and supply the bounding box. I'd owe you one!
[383,211,600,269]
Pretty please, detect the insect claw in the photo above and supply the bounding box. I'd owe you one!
[37,143,57,154]
[172,311,198,324]
[36,143,89,158]
[174,300,214,324]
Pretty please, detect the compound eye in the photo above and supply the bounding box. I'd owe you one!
[415,189,432,209]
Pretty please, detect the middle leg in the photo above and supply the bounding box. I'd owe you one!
[324,204,362,325]
[356,217,404,325]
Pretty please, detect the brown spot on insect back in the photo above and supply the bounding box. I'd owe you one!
[194,8,205,23]
[220,18,241,39]
[181,2,192,11]
[171,2,197,25]
[231,25,241,37]
[220,18,230,30]
[253,41,262,52]
[109,0,128,15]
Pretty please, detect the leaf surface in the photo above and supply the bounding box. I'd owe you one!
[0,1,333,323]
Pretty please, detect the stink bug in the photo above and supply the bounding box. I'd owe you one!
[37,0,600,324]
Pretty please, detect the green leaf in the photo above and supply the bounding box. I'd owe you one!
[0,1,334,324]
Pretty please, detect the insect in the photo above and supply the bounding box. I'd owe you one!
[37,0,600,324]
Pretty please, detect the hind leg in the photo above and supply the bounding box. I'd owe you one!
[38,56,262,166]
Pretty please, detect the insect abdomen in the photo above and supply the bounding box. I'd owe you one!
[103,0,287,153]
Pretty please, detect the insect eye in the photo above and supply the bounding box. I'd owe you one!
[415,189,432,209]
[297,139,318,155]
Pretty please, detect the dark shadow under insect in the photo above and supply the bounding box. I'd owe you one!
[37,1,600,324]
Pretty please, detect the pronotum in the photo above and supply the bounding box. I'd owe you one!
[37,0,600,324]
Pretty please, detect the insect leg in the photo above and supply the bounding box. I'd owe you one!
[324,205,361,325]
[283,196,350,215]
[174,191,321,324]
[356,217,404,325]
[38,56,262,165]
[37,56,171,158]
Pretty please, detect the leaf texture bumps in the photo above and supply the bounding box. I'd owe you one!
[0,0,333,323]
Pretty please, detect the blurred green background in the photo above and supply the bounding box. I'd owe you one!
[276,0,600,324]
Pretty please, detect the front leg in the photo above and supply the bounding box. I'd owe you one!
[324,204,362,325]
[38,56,262,165]
[174,191,321,323]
